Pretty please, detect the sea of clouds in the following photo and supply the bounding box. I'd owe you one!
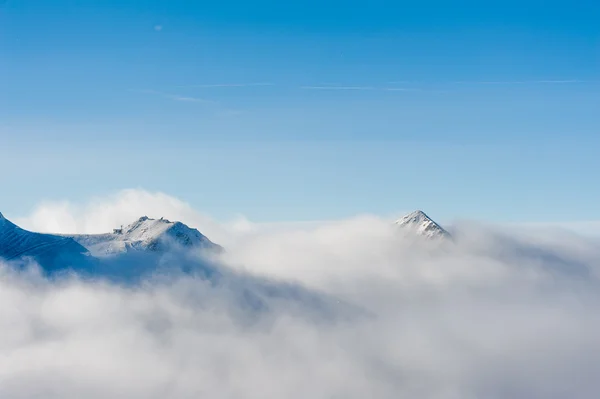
[2,189,600,398]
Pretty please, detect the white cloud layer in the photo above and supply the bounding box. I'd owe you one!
[3,189,600,398]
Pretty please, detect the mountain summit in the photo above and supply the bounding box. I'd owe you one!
[395,210,450,239]
[68,216,223,256]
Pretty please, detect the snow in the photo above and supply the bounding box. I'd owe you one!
[1,210,222,267]
[66,216,223,256]
[395,210,450,239]
[0,212,90,267]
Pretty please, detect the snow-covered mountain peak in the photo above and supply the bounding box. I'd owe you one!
[395,210,450,239]
[0,213,90,268]
[69,216,222,256]
[122,216,194,240]
[404,210,428,220]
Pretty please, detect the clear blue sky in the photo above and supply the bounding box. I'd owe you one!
[1,0,599,223]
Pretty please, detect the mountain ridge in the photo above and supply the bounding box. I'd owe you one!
[65,215,223,256]
[0,212,222,270]
[0,212,91,269]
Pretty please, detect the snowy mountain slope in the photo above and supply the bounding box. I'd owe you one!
[0,211,91,269]
[66,216,223,256]
[395,210,450,239]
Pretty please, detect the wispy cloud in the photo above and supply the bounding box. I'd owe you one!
[298,79,592,94]
[183,83,275,88]
[382,87,423,92]
[535,80,585,83]
[300,85,434,93]
[300,85,376,90]
[131,89,216,104]
[166,95,216,104]
[450,79,587,85]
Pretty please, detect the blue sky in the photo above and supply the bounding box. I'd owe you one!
[1,0,599,223]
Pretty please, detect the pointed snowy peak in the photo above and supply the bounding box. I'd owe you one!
[395,210,450,239]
